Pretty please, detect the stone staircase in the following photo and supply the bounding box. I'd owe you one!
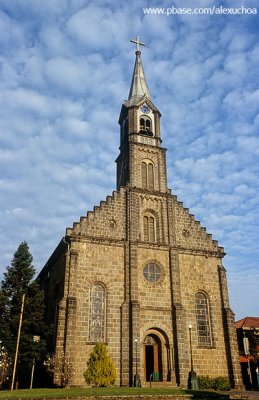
[141,381,178,388]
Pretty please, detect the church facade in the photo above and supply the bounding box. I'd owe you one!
[39,41,243,388]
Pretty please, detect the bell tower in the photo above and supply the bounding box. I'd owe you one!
[116,37,168,193]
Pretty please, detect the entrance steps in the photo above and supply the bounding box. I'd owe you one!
[142,381,178,388]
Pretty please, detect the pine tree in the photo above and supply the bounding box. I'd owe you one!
[84,343,117,387]
[0,242,47,387]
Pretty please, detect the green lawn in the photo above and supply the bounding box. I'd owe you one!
[0,387,230,400]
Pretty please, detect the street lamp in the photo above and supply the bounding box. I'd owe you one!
[188,325,199,390]
[133,338,140,387]
[30,335,40,389]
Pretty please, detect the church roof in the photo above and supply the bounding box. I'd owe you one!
[128,50,151,105]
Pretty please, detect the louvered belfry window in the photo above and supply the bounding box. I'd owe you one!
[195,292,212,346]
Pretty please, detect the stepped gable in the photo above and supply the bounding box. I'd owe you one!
[66,187,126,241]
[171,194,225,256]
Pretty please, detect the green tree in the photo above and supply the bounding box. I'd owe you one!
[84,343,117,387]
[0,242,47,387]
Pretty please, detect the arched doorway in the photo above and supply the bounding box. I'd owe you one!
[144,333,163,382]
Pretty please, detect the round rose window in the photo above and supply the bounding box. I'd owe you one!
[143,263,161,282]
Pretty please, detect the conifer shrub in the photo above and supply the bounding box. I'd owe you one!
[84,343,117,387]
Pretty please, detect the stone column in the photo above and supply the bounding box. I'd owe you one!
[218,265,244,389]
[63,250,78,386]
[120,242,131,386]
[53,249,70,386]
[167,196,189,387]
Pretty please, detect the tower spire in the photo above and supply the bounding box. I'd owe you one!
[128,36,151,102]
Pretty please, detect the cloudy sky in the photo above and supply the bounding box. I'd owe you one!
[0,0,258,320]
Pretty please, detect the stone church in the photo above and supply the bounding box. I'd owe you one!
[39,39,243,388]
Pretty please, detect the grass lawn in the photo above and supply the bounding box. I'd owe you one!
[0,386,231,399]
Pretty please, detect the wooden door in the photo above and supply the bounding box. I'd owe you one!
[154,344,159,372]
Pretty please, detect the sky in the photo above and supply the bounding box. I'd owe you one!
[0,0,258,320]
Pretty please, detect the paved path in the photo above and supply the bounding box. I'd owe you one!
[244,392,259,400]
[229,391,259,400]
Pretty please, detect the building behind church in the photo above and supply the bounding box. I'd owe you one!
[38,40,243,388]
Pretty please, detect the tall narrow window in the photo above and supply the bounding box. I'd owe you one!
[148,163,154,190]
[195,292,211,346]
[89,284,106,342]
[143,214,157,242]
[141,161,154,190]
[142,162,147,189]
[144,216,149,241]
[149,216,155,241]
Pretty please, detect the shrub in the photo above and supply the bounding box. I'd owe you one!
[84,343,117,387]
[212,376,231,391]
[198,375,230,391]
[198,375,212,390]
[44,350,75,387]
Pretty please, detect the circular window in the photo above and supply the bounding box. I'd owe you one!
[143,263,161,282]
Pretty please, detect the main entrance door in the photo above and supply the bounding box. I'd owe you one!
[144,334,162,381]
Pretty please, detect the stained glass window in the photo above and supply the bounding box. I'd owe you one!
[195,292,211,346]
[89,284,105,342]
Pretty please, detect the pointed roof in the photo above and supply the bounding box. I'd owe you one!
[128,49,151,104]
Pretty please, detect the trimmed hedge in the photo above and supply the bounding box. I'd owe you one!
[198,375,231,391]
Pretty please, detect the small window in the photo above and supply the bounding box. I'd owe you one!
[140,118,145,131]
[195,292,212,346]
[141,161,154,191]
[139,115,152,136]
[143,263,161,282]
[148,163,154,190]
[142,162,147,189]
[143,213,156,242]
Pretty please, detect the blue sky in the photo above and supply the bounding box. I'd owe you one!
[0,0,258,320]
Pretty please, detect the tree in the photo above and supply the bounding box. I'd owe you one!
[84,343,117,387]
[44,350,75,387]
[0,242,47,388]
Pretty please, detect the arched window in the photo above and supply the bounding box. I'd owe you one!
[195,292,212,346]
[143,214,156,242]
[141,161,154,190]
[88,284,106,342]
[139,115,152,136]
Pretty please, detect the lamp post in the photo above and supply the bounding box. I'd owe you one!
[134,338,140,387]
[30,335,40,389]
[188,325,199,390]
[11,293,25,391]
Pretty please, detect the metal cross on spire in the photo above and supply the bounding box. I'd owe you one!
[130,36,145,52]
